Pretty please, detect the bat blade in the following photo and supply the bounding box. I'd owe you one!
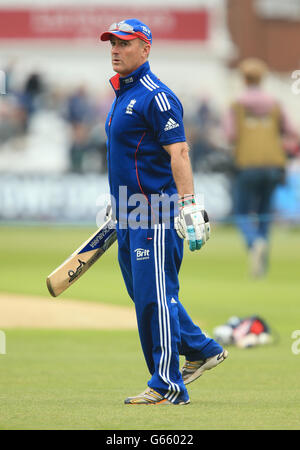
[46,218,117,297]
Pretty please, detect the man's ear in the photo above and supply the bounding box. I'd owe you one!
[143,43,151,59]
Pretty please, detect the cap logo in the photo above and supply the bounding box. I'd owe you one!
[141,26,151,37]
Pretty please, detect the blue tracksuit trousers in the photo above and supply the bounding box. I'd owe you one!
[117,223,222,403]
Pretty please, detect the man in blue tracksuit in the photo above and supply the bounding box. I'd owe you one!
[101,19,228,405]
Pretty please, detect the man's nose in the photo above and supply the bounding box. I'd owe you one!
[112,45,119,54]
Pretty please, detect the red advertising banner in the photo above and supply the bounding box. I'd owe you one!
[0,7,208,41]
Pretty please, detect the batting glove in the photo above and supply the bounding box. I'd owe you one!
[175,195,210,251]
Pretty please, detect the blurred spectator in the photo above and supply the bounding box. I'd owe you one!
[3,60,16,95]
[0,67,28,143]
[0,67,38,142]
[188,96,233,174]
[190,96,218,171]
[65,85,96,173]
[0,94,26,143]
[18,72,46,131]
[0,67,108,173]
[224,58,299,278]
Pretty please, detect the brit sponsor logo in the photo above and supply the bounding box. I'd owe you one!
[135,248,150,261]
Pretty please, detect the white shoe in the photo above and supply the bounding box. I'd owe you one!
[124,387,190,405]
[181,350,228,385]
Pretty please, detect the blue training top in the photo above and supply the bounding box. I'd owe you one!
[105,61,186,226]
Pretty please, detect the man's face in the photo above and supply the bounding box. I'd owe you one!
[110,36,149,77]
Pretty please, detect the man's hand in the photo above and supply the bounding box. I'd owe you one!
[175,197,210,251]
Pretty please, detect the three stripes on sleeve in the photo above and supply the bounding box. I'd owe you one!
[140,75,171,112]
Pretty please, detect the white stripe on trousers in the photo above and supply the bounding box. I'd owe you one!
[154,224,180,403]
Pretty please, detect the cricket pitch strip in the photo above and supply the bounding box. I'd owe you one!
[0,293,137,329]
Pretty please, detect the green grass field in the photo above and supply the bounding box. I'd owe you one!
[0,225,300,430]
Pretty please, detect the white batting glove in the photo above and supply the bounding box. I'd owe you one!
[175,196,210,251]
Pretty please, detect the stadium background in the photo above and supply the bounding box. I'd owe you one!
[0,0,300,430]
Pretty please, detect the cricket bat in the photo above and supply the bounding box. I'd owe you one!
[46,218,117,297]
